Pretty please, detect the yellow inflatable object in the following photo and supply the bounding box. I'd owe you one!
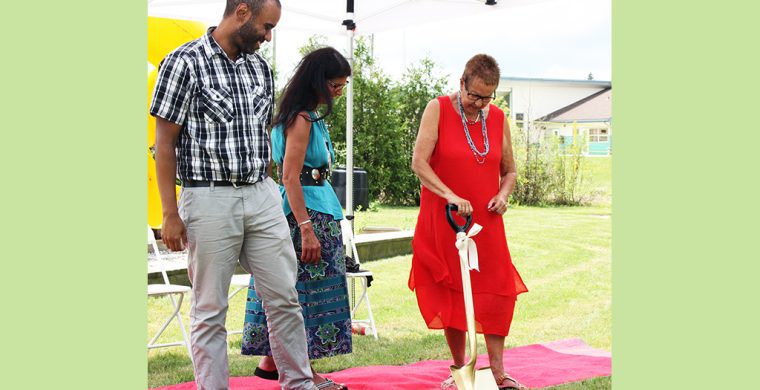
[147,64,157,146]
[147,65,165,229]
[147,17,206,228]
[148,16,207,67]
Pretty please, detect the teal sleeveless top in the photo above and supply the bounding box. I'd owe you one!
[271,111,344,220]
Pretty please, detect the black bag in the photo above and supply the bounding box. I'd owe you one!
[345,255,373,287]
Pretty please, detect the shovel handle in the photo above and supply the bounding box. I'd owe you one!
[445,203,473,233]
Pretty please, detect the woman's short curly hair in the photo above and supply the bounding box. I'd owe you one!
[462,54,501,87]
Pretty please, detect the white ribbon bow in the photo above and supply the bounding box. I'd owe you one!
[455,223,483,272]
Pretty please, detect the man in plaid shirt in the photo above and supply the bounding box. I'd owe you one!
[150,1,322,389]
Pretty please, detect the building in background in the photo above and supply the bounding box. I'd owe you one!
[498,77,612,156]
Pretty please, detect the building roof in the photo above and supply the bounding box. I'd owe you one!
[536,87,612,123]
[501,76,612,89]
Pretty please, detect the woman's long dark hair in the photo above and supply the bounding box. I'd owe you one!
[275,46,352,130]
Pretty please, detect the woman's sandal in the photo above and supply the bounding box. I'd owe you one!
[253,366,279,380]
[495,372,527,390]
[315,378,348,389]
[440,374,457,389]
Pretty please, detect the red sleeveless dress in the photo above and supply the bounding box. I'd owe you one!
[409,96,528,336]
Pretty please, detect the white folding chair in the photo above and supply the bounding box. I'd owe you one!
[147,226,193,362]
[341,219,378,339]
[227,273,251,339]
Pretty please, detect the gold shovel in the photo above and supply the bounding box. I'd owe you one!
[446,204,499,390]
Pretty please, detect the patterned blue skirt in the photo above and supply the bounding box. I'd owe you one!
[241,210,353,359]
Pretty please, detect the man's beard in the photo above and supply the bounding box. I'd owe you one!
[237,23,263,55]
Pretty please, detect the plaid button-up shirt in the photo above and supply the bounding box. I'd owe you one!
[150,27,275,184]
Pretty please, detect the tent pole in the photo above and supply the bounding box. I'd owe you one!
[272,28,276,73]
[346,29,354,225]
[343,1,356,238]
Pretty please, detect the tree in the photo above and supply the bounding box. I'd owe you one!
[391,58,448,204]
[297,35,328,57]
[324,37,404,204]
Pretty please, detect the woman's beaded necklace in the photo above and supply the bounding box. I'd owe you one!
[456,92,489,164]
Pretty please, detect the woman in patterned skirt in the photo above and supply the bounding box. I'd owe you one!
[241,47,352,390]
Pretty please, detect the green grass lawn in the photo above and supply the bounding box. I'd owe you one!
[148,156,611,388]
[353,206,419,232]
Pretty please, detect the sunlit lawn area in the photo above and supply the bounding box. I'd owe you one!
[148,157,611,388]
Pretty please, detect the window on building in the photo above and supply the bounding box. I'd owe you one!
[588,128,609,143]
[515,112,525,129]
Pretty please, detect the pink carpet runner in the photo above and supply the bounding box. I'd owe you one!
[152,338,611,389]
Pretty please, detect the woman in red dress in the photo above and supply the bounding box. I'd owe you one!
[409,54,528,389]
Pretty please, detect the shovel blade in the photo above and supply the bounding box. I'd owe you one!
[451,364,475,390]
[451,365,499,390]
[473,367,499,389]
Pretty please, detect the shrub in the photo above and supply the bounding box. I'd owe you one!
[509,125,591,206]
[552,139,589,205]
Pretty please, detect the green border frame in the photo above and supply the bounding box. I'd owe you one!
[4,1,147,389]
[613,0,760,388]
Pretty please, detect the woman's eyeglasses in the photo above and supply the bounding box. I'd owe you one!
[328,80,349,91]
[464,87,496,103]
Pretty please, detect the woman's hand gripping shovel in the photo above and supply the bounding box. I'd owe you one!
[445,204,499,390]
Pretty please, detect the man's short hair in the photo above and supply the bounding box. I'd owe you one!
[224,0,281,18]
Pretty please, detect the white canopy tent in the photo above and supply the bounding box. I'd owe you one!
[148,0,546,227]
[148,0,547,33]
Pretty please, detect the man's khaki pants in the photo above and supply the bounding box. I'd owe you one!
[179,178,317,390]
